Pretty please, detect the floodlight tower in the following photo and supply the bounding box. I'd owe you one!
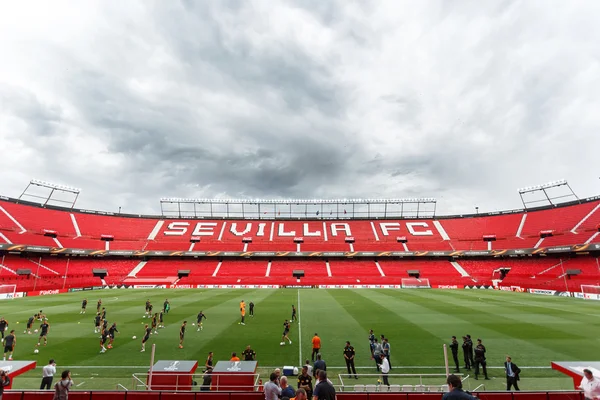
[19,179,81,208]
[517,179,579,210]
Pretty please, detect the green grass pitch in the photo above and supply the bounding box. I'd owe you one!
[2,288,598,392]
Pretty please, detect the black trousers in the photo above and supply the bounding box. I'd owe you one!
[40,376,53,390]
[474,359,488,378]
[345,359,357,378]
[507,376,520,391]
[463,352,471,369]
[249,308,254,316]
[311,348,320,361]
[452,352,460,370]
[382,373,390,386]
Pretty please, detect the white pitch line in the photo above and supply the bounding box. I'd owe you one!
[76,382,86,387]
[297,289,302,366]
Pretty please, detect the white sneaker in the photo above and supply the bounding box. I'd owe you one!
[141,349,145,352]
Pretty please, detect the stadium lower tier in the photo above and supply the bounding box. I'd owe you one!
[0,255,598,292]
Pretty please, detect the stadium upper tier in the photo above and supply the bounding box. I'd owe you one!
[0,196,599,252]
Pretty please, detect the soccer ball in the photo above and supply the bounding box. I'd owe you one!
[280,342,285,346]
[132,336,137,339]
[34,329,38,333]
[34,349,39,354]
[192,323,195,326]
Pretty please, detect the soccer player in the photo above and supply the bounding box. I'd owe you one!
[281,320,292,345]
[249,301,254,317]
[291,305,297,322]
[108,323,118,349]
[102,318,108,336]
[311,333,321,362]
[101,307,107,320]
[25,315,35,334]
[81,299,88,314]
[37,320,50,347]
[242,345,256,361]
[239,300,246,325]
[158,310,165,329]
[96,299,102,313]
[141,324,152,352]
[163,299,170,314]
[0,317,9,342]
[196,311,207,331]
[148,303,154,316]
[145,299,151,317]
[151,313,158,334]
[3,330,15,361]
[99,326,109,353]
[179,321,187,349]
[205,351,214,369]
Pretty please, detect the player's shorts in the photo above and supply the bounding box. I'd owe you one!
[40,332,48,337]
[82,305,87,309]
[180,334,184,340]
[283,330,289,336]
[27,323,33,329]
[142,336,149,343]
[101,337,108,344]
[3,346,12,353]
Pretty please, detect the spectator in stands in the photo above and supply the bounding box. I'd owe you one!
[264,372,281,400]
[0,369,10,400]
[304,360,313,377]
[40,359,57,389]
[53,370,73,400]
[578,369,600,400]
[230,352,240,361]
[281,376,295,399]
[314,353,326,378]
[292,388,307,400]
[274,368,282,384]
[442,374,477,400]
[313,370,336,400]
[297,365,313,399]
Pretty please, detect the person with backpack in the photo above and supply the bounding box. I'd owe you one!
[53,370,73,400]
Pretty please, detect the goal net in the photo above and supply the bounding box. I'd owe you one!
[580,285,600,301]
[0,285,17,300]
[401,278,431,289]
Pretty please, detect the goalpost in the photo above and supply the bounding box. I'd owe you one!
[401,278,431,289]
[0,284,17,300]
[580,285,600,301]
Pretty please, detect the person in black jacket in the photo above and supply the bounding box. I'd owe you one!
[0,369,10,399]
[462,336,471,370]
[473,339,489,380]
[504,356,521,391]
[450,336,460,372]
[465,335,475,369]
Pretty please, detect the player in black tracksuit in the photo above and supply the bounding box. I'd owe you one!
[94,314,101,334]
[450,336,460,372]
[249,302,254,317]
[343,341,358,379]
[108,323,118,348]
[474,339,489,380]
[0,318,8,341]
[26,315,35,334]
[81,299,88,314]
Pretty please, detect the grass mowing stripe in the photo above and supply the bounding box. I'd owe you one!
[297,289,302,366]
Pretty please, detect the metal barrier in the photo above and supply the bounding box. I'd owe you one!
[337,373,463,393]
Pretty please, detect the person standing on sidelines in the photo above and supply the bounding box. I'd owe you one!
[313,370,336,400]
[40,359,56,390]
[239,300,246,325]
[382,338,392,370]
[314,354,326,379]
[578,369,600,400]
[291,305,297,322]
[311,333,321,362]
[343,341,358,379]
[473,339,489,380]
[249,301,255,317]
[368,329,376,358]
[450,336,460,373]
[380,354,391,388]
[442,375,477,400]
[504,356,521,391]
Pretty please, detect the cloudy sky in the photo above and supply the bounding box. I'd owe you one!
[1,0,599,216]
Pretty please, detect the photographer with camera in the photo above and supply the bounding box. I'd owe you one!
[41,359,57,389]
[0,369,10,400]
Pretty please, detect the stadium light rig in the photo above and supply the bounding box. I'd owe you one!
[30,179,81,193]
[518,179,568,194]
